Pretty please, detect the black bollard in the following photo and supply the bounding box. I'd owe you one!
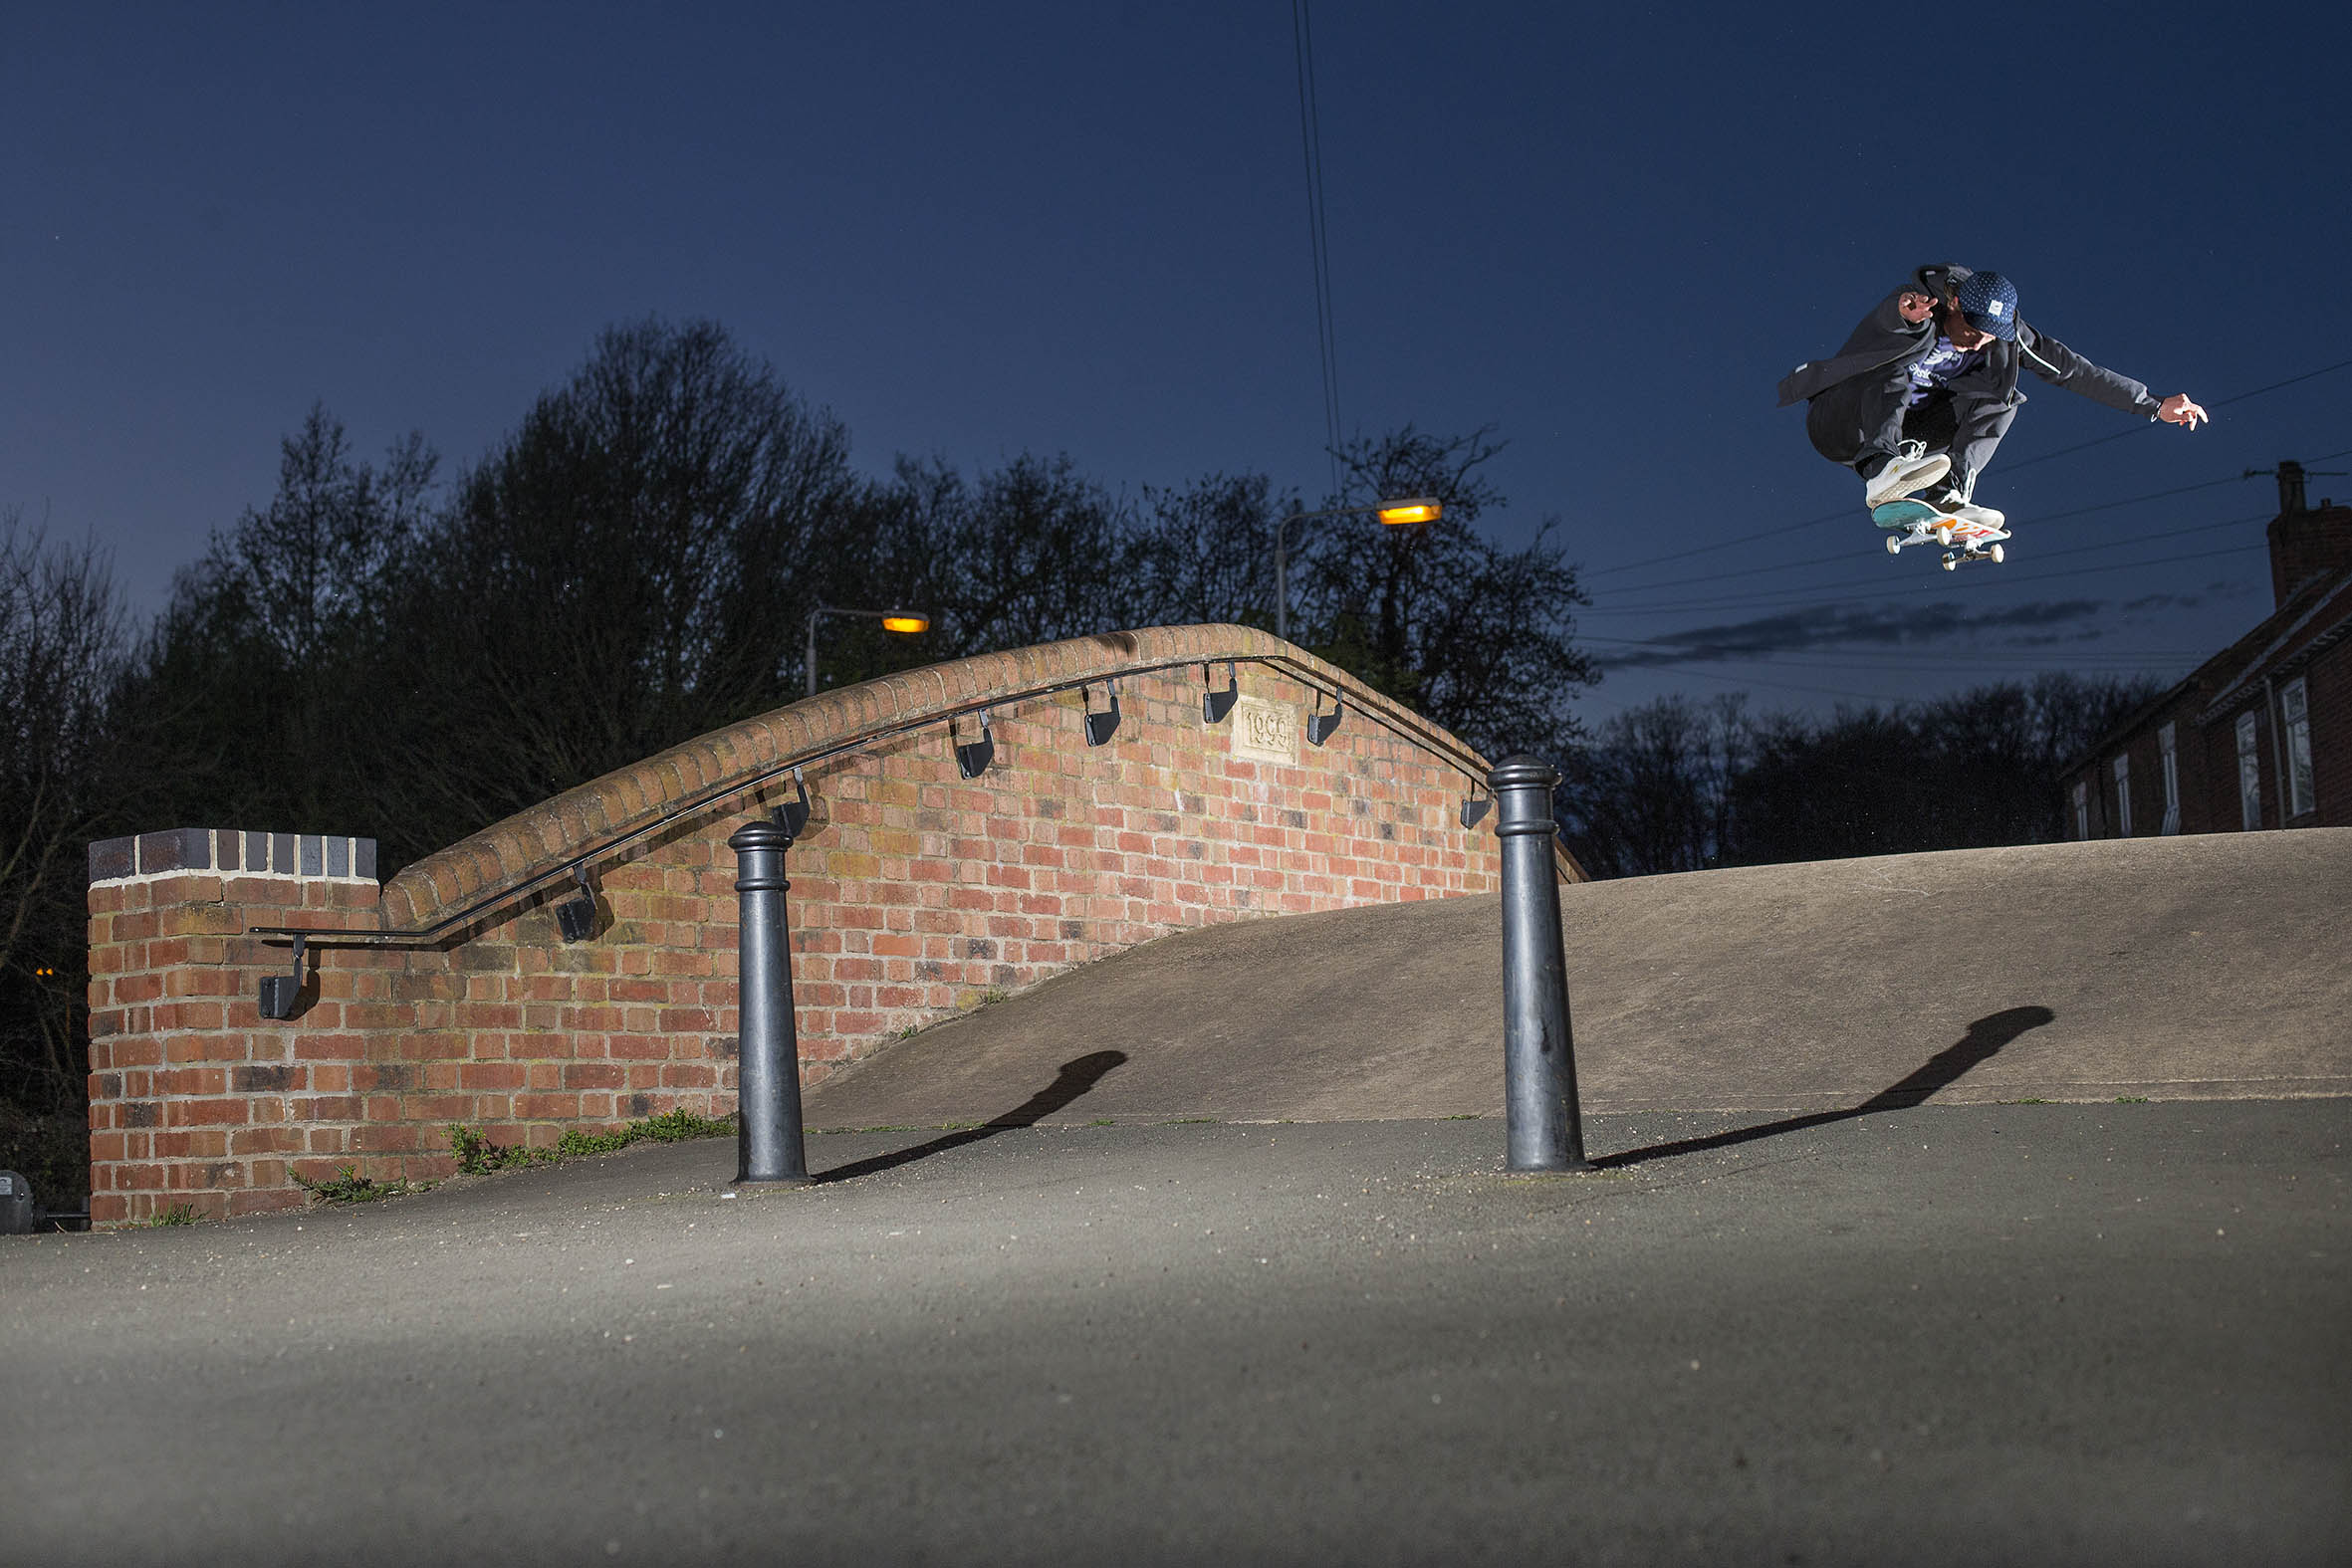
[730,819,811,1186]
[1488,756,1590,1172]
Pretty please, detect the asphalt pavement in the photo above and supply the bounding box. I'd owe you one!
[5,1099,2346,1566]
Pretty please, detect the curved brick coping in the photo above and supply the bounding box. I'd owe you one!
[281,624,1551,943]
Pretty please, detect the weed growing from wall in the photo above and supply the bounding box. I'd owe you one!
[294,1166,420,1205]
[447,1107,735,1177]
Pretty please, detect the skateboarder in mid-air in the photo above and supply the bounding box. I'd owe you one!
[1778,264,2207,534]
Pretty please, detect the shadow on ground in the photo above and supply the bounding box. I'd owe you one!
[1593,1005,2055,1168]
[814,1049,1128,1184]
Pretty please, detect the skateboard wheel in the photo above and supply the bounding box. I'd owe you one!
[1941,554,1959,571]
[1935,525,1954,547]
[1886,536,1901,556]
[1989,543,2004,563]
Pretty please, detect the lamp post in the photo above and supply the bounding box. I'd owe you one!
[1273,497,1441,644]
[805,605,929,700]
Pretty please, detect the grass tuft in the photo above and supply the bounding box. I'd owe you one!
[294,1166,420,1205]
[554,1106,735,1157]
[447,1107,736,1179]
[447,1124,556,1175]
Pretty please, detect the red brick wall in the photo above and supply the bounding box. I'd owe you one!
[86,628,1542,1225]
[86,843,385,1224]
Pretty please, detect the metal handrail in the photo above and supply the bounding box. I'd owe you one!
[248,648,1514,950]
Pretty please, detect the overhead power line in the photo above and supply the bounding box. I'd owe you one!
[1578,528,2271,621]
[1594,470,2277,603]
[1583,359,2352,582]
[1581,634,2209,668]
[1583,517,2268,617]
[1999,358,2352,474]
[1292,0,1341,498]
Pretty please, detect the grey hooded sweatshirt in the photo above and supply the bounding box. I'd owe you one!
[1776,263,2163,420]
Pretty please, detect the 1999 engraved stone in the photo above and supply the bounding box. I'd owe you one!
[1231,696,1298,765]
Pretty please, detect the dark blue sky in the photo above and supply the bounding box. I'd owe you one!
[7,2,2348,725]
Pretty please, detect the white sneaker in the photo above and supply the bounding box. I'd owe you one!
[1864,451,1953,508]
[1919,493,2006,532]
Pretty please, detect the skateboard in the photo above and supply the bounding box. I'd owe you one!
[1872,499,2009,571]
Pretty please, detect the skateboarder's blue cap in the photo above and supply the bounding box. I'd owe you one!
[1955,271,2019,340]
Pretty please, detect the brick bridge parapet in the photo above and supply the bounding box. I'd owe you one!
[86,624,1577,1224]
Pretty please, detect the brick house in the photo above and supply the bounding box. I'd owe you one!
[2063,461,2352,838]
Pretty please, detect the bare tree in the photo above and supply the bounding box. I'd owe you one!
[205,404,437,665]
[1559,694,1750,877]
[871,452,1145,659]
[1296,425,1599,759]
[363,319,866,862]
[1129,471,1287,629]
[1724,674,2164,866]
[0,516,125,1113]
[108,408,438,840]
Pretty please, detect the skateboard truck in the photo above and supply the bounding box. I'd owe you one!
[1939,543,2004,571]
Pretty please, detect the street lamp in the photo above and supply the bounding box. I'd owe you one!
[806,605,930,699]
[1274,497,1441,643]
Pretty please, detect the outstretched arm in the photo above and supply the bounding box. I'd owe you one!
[2017,324,2204,429]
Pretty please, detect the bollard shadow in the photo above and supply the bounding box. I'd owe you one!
[813,1049,1129,1185]
[1591,1005,2055,1170]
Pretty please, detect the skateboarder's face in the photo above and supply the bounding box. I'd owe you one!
[1937,299,1997,351]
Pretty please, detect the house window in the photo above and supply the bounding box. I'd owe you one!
[2236,711,2262,830]
[2072,779,2089,841]
[2112,754,2132,836]
[2158,723,2181,835]
[2281,678,2315,818]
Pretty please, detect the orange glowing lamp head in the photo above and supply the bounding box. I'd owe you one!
[1375,498,1442,526]
[879,613,929,634]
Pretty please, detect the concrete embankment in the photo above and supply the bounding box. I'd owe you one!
[805,830,2352,1127]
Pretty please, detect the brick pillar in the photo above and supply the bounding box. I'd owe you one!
[86,829,380,1226]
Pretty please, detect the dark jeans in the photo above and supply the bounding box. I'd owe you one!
[1805,368,2017,491]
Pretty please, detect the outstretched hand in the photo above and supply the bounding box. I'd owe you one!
[1898,290,1937,325]
[2157,394,2208,429]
